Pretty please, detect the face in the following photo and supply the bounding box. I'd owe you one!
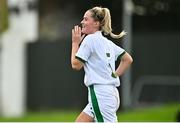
[81,11,100,34]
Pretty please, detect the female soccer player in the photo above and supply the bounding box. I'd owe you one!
[71,6,133,122]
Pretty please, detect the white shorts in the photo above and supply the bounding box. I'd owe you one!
[83,84,120,122]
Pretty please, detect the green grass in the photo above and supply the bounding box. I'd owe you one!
[0,103,180,122]
[118,103,180,122]
[0,110,78,122]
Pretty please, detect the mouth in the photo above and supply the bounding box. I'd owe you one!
[81,24,85,29]
[79,23,82,28]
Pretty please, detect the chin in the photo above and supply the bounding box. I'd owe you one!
[82,28,90,34]
[82,31,89,35]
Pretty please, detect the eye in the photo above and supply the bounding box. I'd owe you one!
[84,17,88,21]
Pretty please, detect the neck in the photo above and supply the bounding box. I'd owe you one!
[91,29,100,34]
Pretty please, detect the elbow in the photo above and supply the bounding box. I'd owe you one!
[71,62,82,71]
[72,65,81,71]
[122,53,133,65]
[127,56,133,66]
[129,56,133,64]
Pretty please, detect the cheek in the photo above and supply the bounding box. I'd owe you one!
[82,24,92,34]
[82,28,90,34]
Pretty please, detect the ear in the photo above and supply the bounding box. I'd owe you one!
[94,21,100,28]
[95,21,100,25]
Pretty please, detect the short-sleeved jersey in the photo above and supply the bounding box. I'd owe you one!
[75,31,125,87]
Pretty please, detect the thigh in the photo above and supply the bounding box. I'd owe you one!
[75,111,94,122]
[90,85,120,122]
[75,104,94,122]
[98,97,118,122]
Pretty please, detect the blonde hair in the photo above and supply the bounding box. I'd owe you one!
[89,7,126,39]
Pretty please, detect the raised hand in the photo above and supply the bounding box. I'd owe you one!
[72,25,83,45]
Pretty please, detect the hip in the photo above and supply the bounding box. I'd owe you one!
[88,84,120,105]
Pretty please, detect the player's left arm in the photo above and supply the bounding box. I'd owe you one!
[115,52,133,76]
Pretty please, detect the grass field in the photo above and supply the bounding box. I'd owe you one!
[118,103,180,122]
[0,103,180,122]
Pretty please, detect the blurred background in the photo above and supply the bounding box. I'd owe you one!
[0,0,180,121]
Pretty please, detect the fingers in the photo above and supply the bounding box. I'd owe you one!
[73,25,81,35]
[72,25,82,44]
[72,28,74,34]
[78,26,81,34]
[74,26,77,33]
[72,25,80,37]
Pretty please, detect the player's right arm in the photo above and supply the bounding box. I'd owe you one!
[71,25,84,70]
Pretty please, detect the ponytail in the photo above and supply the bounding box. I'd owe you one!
[90,7,127,39]
[110,30,127,39]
